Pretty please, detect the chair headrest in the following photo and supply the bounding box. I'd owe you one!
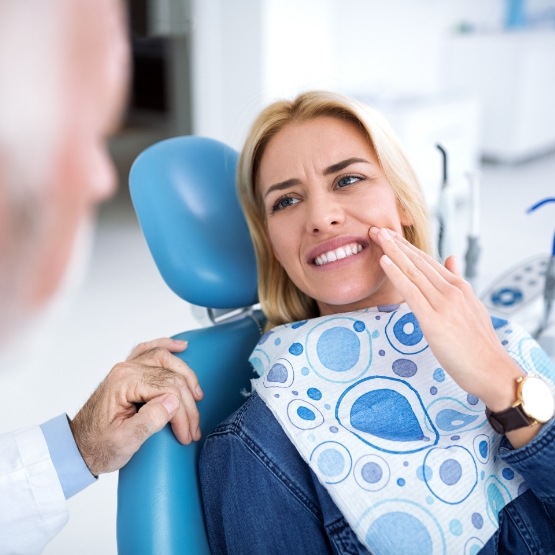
[129,136,258,309]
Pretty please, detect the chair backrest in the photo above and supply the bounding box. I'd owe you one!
[116,136,262,554]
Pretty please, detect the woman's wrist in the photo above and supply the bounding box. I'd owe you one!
[474,354,552,448]
[470,352,525,412]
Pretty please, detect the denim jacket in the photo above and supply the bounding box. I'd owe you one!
[200,392,555,555]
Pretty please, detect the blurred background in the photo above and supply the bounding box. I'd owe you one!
[1,0,555,552]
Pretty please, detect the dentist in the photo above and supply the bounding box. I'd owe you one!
[0,1,202,553]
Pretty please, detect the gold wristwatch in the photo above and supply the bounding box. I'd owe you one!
[485,375,555,434]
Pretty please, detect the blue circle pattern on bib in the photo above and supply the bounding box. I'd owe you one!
[250,304,536,553]
[305,317,372,383]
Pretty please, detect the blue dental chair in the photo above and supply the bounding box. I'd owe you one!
[116,136,263,554]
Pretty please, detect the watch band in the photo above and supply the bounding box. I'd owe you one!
[485,404,536,434]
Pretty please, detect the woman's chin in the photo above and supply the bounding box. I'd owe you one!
[312,277,399,315]
[316,292,396,316]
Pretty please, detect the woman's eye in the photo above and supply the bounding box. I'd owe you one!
[272,196,299,212]
[337,175,362,188]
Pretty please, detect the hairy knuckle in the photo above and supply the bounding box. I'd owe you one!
[142,369,165,389]
[145,370,181,395]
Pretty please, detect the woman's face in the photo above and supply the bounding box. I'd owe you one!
[258,116,411,316]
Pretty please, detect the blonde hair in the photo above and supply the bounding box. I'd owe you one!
[238,90,431,328]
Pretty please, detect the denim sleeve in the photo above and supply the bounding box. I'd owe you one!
[497,417,555,502]
[40,414,96,499]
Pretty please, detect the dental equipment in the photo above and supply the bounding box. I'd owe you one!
[435,144,456,263]
[479,196,555,359]
[464,171,482,289]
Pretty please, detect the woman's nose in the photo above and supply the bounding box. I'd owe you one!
[305,193,344,234]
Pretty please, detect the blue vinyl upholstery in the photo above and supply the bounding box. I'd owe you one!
[128,136,257,308]
[117,136,262,554]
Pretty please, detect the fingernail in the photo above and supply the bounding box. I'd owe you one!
[195,426,201,440]
[370,226,379,235]
[382,254,393,265]
[195,385,203,398]
[162,394,179,415]
[174,339,188,345]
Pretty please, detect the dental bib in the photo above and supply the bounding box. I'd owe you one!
[250,303,554,554]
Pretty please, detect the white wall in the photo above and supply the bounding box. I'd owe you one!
[190,0,511,150]
[190,0,265,149]
[263,0,337,98]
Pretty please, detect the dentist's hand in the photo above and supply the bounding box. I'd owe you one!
[70,337,203,475]
[368,227,524,412]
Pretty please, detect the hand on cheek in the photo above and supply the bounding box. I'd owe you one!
[367,227,524,409]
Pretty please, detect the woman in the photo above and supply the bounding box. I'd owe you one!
[199,91,555,554]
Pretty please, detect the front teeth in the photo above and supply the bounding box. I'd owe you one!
[314,243,363,266]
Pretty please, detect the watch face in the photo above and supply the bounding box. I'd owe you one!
[521,376,555,423]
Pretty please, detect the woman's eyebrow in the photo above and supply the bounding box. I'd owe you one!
[323,157,370,175]
[263,178,301,199]
[263,157,370,199]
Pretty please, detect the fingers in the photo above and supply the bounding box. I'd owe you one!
[136,347,203,441]
[378,252,431,315]
[374,227,452,280]
[137,346,204,401]
[369,227,444,308]
[71,342,204,474]
[166,383,202,444]
[127,337,188,361]
[379,229,464,285]
[369,227,470,309]
[118,346,204,441]
[444,255,461,276]
[120,393,181,448]
[88,393,184,473]
[126,390,200,447]
[124,358,202,443]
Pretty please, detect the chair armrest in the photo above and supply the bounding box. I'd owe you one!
[117,313,262,554]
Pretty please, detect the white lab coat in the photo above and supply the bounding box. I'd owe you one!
[0,426,68,554]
